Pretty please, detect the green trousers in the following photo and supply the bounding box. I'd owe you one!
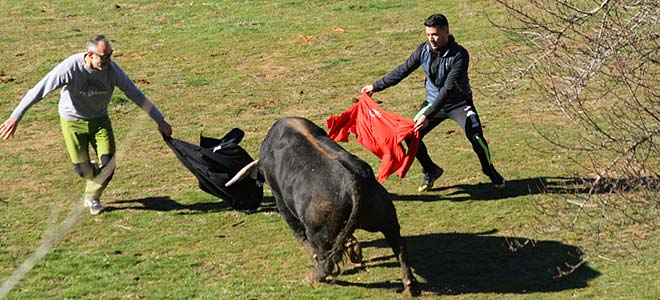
[60,116,115,200]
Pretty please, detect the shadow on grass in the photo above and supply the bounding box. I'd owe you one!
[106,196,277,214]
[391,176,654,202]
[337,230,600,296]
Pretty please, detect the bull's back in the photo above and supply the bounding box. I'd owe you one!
[260,117,372,177]
[259,117,373,211]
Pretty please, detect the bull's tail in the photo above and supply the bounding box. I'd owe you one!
[322,180,362,278]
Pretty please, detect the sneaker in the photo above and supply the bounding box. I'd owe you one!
[237,208,257,214]
[489,169,506,191]
[84,199,104,215]
[493,181,506,190]
[418,167,444,192]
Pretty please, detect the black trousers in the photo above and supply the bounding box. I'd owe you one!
[415,104,499,179]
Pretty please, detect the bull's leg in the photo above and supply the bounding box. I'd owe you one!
[382,229,420,297]
[308,234,334,282]
[313,254,334,283]
[280,206,308,244]
[305,225,342,283]
[285,214,318,259]
[280,207,325,282]
[272,193,317,260]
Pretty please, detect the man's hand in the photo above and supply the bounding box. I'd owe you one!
[361,84,375,95]
[0,118,18,140]
[413,115,428,132]
[158,120,172,138]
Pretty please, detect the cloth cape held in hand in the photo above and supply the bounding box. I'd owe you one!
[165,128,263,210]
[326,93,420,183]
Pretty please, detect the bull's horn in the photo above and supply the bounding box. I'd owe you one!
[225,160,259,187]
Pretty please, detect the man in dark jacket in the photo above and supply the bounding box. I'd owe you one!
[362,13,505,192]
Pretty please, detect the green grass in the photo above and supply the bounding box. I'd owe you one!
[1,0,659,299]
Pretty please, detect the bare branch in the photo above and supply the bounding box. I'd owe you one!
[489,0,660,254]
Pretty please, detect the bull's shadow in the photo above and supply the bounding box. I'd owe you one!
[106,196,277,214]
[338,230,600,296]
[391,176,655,202]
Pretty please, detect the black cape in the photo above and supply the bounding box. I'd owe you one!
[165,128,263,210]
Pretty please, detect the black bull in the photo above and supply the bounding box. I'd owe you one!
[227,117,419,296]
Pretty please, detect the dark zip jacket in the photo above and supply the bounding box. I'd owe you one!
[372,35,473,117]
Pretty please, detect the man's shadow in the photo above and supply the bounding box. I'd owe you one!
[337,230,600,296]
[392,176,659,202]
[105,196,277,214]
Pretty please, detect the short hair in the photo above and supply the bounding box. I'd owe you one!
[86,35,112,52]
[424,14,449,29]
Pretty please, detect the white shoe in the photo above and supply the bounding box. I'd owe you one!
[84,199,104,215]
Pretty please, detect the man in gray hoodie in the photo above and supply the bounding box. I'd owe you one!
[0,35,172,214]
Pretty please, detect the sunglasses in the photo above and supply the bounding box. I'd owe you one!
[94,52,113,61]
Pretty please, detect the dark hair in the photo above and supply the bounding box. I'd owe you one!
[424,14,449,28]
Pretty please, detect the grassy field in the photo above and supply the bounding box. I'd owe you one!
[1,1,658,299]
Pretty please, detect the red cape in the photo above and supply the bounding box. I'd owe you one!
[327,93,420,183]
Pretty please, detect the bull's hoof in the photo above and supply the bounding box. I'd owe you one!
[305,278,320,290]
[304,272,322,284]
[406,284,420,297]
[345,236,363,264]
[321,275,338,284]
[312,269,329,283]
[405,280,420,297]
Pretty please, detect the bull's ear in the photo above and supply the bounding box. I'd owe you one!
[249,166,259,180]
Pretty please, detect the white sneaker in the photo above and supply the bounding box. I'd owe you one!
[84,199,104,215]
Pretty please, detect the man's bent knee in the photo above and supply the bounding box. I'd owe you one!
[73,162,94,179]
